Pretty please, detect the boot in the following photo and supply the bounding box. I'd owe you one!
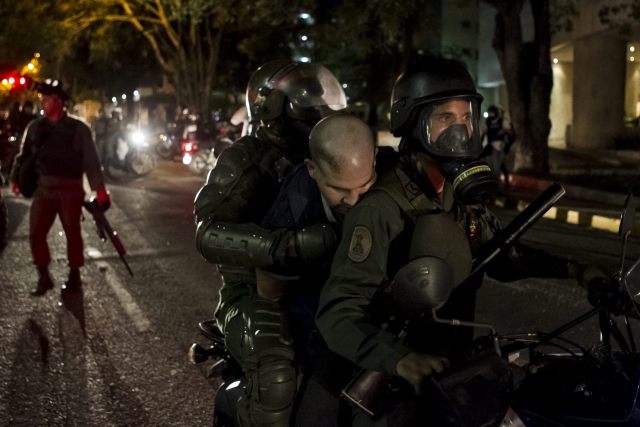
[62,268,82,293]
[31,266,54,296]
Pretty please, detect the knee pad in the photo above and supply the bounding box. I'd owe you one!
[239,356,297,427]
[255,356,297,410]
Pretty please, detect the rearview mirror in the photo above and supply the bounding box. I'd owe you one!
[392,256,454,318]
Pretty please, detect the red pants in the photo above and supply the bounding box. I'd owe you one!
[29,186,85,269]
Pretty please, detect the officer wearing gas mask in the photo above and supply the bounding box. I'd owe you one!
[193,60,346,426]
[316,58,581,418]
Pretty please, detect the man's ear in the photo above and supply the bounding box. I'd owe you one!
[304,158,317,180]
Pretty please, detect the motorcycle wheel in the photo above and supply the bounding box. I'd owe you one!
[128,152,157,176]
[155,139,175,160]
[189,150,214,176]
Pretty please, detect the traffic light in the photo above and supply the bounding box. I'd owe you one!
[1,74,34,93]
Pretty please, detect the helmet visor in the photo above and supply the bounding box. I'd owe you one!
[419,98,482,158]
[274,63,347,112]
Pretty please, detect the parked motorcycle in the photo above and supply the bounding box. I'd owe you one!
[103,126,156,178]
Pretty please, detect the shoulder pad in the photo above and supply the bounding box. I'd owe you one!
[207,136,264,187]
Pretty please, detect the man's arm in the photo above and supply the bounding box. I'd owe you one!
[194,138,291,268]
[316,192,413,374]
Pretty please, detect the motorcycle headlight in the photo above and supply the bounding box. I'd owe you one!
[129,130,147,146]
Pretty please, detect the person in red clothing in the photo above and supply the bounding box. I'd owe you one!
[10,80,111,296]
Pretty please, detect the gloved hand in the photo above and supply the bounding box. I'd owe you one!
[95,187,111,208]
[10,181,20,196]
[396,351,449,394]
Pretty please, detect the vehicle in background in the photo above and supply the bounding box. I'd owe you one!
[103,125,156,178]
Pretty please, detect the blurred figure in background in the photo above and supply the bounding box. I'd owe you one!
[483,105,514,190]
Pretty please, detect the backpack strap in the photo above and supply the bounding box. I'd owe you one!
[372,166,442,225]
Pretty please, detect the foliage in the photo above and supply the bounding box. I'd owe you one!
[310,0,439,122]
[58,0,311,120]
[0,2,71,73]
[550,0,581,34]
[599,1,640,33]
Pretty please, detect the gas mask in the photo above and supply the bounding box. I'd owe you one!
[418,100,498,204]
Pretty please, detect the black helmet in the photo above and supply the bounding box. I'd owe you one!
[390,58,497,204]
[390,58,484,160]
[245,60,347,126]
[36,79,72,103]
[390,58,482,138]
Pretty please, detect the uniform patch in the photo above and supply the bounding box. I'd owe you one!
[348,226,372,263]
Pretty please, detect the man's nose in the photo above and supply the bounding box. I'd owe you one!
[342,190,360,206]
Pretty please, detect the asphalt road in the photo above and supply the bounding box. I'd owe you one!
[1,159,639,426]
[0,161,216,426]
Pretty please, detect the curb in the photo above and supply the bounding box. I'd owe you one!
[509,175,628,207]
[500,175,640,237]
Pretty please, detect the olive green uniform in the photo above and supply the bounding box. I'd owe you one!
[317,156,572,376]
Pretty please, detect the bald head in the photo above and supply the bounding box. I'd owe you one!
[308,113,375,173]
[306,113,377,218]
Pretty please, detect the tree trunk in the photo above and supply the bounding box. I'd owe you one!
[488,0,552,176]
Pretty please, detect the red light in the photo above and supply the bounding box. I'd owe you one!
[184,142,193,153]
[19,77,26,85]
[8,77,15,85]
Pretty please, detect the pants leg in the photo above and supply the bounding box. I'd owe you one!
[29,190,59,268]
[58,189,85,268]
[224,292,297,427]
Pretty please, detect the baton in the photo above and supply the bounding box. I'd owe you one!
[470,182,566,277]
[83,199,134,277]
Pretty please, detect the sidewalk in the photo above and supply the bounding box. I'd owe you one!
[500,147,640,236]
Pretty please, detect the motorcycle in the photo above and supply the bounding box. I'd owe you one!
[190,183,640,426]
[103,126,157,178]
[181,124,233,176]
[155,127,181,161]
[376,187,640,427]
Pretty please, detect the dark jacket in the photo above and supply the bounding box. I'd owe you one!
[11,115,104,190]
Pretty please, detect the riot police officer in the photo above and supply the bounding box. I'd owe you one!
[193,60,346,426]
[316,57,582,425]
